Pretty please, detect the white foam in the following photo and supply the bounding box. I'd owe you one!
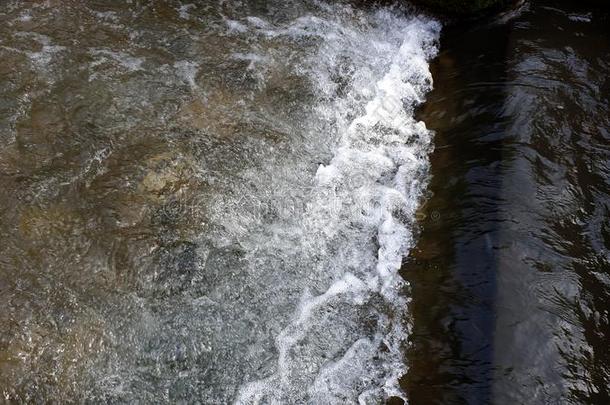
[90,49,144,72]
[227,5,440,403]
[13,32,66,69]
[226,19,248,33]
[93,11,119,22]
[178,4,195,20]
[173,60,199,90]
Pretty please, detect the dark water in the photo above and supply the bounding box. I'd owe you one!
[404,1,610,403]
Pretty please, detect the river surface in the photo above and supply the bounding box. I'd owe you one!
[0,0,608,404]
[405,1,610,404]
[0,1,439,403]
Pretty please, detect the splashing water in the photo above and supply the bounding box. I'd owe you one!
[0,1,439,403]
[231,7,440,403]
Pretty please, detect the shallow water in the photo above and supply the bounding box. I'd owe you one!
[0,1,439,402]
[405,1,610,403]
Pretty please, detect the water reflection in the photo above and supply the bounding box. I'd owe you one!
[405,1,610,403]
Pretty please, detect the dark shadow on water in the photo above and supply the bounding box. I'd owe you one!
[401,18,512,404]
[402,1,610,403]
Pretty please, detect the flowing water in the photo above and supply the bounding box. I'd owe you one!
[405,1,610,403]
[1,0,609,404]
[0,1,439,403]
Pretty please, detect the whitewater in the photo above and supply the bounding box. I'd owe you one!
[0,1,439,403]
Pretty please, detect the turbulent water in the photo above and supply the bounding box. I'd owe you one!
[0,1,439,402]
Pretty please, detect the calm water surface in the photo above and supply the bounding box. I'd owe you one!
[405,1,610,403]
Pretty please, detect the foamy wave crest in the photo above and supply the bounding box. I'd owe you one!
[231,5,440,404]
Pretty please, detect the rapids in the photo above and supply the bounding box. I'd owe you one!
[0,1,439,403]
